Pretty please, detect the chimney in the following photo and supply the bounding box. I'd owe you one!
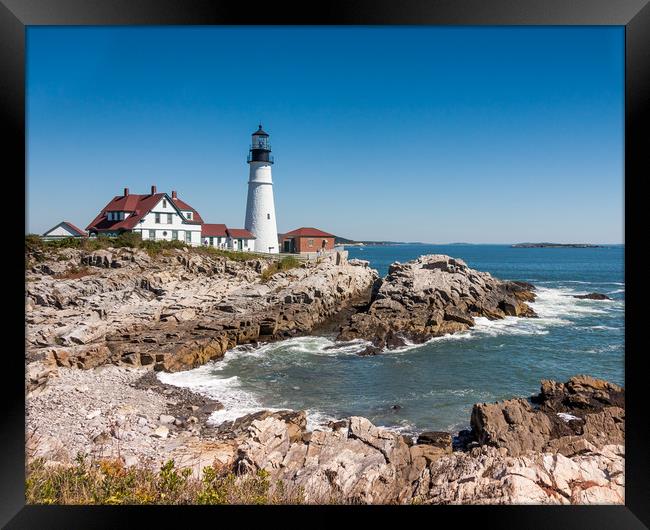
[151,185,157,195]
[123,187,129,197]
[172,190,177,199]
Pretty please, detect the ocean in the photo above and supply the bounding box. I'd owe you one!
[159,244,624,436]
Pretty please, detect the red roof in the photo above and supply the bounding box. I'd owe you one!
[226,228,256,239]
[86,192,203,232]
[62,221,86,236]
[282,227,335,238]
[202,224,228,237]
[172,197,204,224]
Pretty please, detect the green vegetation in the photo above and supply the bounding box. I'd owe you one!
[260,255,302,282]
[26,456,302,505]
[193,245,261,262]
[25,234,305,275]
[25,233,259,260]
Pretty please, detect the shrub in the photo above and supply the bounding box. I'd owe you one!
[194,246,261,262]
[25,456,301,505]
[260,256,303,282]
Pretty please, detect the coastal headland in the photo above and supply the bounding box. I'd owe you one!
[25,241,624,504]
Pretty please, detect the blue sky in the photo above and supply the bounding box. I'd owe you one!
[27,27,624,243]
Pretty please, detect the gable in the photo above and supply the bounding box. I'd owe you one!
[43,222,85,237]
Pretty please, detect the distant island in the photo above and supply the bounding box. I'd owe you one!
[512,243,606,248]
[335,236,422,246]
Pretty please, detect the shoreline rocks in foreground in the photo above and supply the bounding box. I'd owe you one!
[338,255,537,354]
[26,372,624,504]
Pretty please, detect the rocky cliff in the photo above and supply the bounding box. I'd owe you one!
[338,254,537,354]
[26,247,377,386]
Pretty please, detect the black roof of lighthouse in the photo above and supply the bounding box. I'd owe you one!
[252,124,269,137]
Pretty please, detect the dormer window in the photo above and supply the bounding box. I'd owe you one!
[108,211,125,221]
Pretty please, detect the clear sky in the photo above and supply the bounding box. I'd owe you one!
[27,26,624,243]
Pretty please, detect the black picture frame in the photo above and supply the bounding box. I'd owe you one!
[3,0,647,527]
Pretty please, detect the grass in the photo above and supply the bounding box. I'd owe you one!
[260,256,302,282]
[26,456,302,505]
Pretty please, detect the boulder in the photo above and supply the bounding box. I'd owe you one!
[573,293,611,300]
[470,376,625,456]
[416,431,453,453]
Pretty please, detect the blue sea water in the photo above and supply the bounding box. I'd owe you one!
[160,244,624,436]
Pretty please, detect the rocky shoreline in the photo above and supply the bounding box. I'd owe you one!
[25,246,624,504]
[338,255,537,354]
[27,367,624,504]
[26,246,377,390]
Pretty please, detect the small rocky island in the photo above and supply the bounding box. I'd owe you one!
[512,243,605,248]
[25,244,624,504]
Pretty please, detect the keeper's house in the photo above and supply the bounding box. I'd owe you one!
[42,221,87,240]
[86,186,204,245]
[86,186,256,250]
[280,227,336,254]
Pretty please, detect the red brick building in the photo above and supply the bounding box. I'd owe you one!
[280,227,336,254]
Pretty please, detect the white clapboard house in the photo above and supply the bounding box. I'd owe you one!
[86,186,203,245]
[86,186,255,250]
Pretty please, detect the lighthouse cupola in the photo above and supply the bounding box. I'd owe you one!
[248,124,273,164]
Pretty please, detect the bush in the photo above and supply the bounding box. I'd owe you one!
[25,233,192,255]
[25,456,301,505]
[260,256,303,282]
[194,246,261,262]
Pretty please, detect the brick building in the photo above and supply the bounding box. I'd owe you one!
[280,227,336,254]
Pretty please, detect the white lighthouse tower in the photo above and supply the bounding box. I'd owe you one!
[245,125,279,253]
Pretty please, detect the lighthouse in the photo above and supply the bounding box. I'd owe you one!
[244,125,279,253]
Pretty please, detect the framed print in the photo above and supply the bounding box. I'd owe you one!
[3,0,648,527]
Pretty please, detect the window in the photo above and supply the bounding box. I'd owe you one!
[308,239,314,247]
[163,199,167,208]
[155,213,161,224]
[185,231,192,243]
[186,212,192,220]
[149,230,155,240]
[167,213,172,224]
[209,237,214,245]
[267,213,270,219]
[172,230,178,240]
